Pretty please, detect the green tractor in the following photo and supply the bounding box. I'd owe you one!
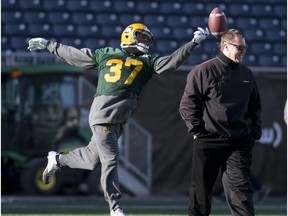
[1,64,102,195]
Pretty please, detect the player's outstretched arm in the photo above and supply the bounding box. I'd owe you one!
[28,38,48,51]
[27,38,95,68]
[155,27,209,74]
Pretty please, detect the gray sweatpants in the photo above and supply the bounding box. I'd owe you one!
[59,124,123,210]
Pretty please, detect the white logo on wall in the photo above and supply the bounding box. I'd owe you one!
[259,121,283,148]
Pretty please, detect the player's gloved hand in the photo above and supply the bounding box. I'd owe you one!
[192,27,210,44]
[27,38,48,51]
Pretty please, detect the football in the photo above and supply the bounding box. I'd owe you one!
[208,7,227,39]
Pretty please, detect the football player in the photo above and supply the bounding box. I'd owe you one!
[28,23,209,216]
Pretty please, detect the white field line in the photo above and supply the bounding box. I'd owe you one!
[3,204,286,210]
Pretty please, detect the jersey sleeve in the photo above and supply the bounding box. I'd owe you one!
[46,41,96,68]
[155,40,197,74]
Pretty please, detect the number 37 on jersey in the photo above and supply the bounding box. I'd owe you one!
[104,58,143,85]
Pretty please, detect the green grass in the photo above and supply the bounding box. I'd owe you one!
[1,195,287,216]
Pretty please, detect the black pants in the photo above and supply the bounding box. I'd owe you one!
[188,137,255,216]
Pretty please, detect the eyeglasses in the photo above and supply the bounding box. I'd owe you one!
[225,42,247,51]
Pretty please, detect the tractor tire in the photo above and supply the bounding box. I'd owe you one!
[20,157,62,195]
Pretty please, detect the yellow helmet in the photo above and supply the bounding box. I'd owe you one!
[120,23,153,54]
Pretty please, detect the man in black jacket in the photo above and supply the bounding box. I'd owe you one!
[179,29,262,216]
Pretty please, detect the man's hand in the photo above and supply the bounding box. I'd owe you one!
[192,27,210,44]
[28,38,48,51]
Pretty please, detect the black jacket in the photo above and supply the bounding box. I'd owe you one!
[179,52,262,140]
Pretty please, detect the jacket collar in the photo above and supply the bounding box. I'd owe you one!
[216,51,239,67]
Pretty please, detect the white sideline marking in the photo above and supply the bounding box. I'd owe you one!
[6,204,286,210]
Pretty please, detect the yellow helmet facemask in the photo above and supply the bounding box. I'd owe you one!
[120,23,153,54]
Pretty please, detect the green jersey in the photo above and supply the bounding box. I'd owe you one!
[94,47,159,99]
[46,40,197,124]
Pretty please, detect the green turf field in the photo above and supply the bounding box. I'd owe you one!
[1,195,287,216]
